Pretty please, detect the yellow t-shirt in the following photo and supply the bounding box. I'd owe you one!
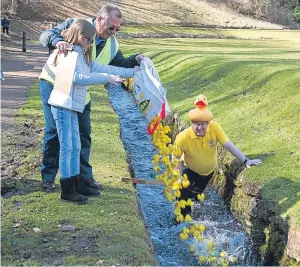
[174,121,230,176]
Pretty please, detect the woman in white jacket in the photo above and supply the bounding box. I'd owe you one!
[46,19,135,204]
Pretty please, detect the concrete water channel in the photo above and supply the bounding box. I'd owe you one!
[107,84,262,266]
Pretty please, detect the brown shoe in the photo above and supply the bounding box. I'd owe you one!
[83,178,101,190]
[42,180,56,191]
[74,176,100,196]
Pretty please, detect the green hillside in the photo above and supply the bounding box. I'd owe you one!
[1,11,299,264]
[120,33,300,225]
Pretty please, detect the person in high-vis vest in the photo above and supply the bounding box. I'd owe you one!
[173,95,262,218]
[45,19,136,204]
[39,4,144,192]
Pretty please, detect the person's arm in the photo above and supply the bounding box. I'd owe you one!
[39,18,74,50]
[91,61,135,78]
[223,141,262,168]
[110,49,143,68]
[74,72,127,86]
[74,72,109,86]
[215,121,262,168]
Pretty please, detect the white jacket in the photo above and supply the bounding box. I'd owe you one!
[48,45,134,113]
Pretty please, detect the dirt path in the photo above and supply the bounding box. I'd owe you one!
[1,43,48,196]
[1,43,48,129]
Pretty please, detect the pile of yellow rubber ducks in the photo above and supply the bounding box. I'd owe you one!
[150,117,237,266]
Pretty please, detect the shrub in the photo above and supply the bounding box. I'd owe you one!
[293,6,300,21]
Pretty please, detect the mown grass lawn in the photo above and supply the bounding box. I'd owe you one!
[119,33,300,226]
[121,25,300,40]
[1,28,300,266]
[1,82,157,266]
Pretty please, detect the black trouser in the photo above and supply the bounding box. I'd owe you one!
[179,168,214,216]
[2,27,9,35]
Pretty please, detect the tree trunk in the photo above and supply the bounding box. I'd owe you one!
[9,0,17,14]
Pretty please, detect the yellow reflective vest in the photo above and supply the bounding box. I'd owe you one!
[39,18,119,105]
[86,35,119,104]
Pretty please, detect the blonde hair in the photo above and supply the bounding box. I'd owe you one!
[97,4,122,19]
[61,19,96,65]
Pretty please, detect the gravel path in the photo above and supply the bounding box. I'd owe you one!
[1,43,48,129]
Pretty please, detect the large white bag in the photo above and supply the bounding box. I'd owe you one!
[133,57,171,134]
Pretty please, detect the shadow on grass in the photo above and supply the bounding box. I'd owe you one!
[1,178,56,198]
[1,176,136,200]
[1,227,101,266]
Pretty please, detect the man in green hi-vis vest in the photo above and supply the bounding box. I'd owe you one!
[39,4,144,193]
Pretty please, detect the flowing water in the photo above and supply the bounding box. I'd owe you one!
[107,84,262,266]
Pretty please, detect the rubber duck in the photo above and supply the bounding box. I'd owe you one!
[228,256,237,263]
[221,260,229,266]
[189,244,195,252]
[186,199,194,206]
[168,144,175,153]
[220,251,228,257]
[173,147,181,157]
[182,227,190,234]
[174,190,181,198]
[153,166,160,173]
[197,193,205,202]
[153,154,160,161]
[179,199,186,208]
[179,232,189,240]
[207,240,215,251]
[184,214,192,222]
[174,208,181,216]
[198,256,206,264]
[182,179,190,188]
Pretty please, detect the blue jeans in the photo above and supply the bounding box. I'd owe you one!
[51,106,80,179]
[39,79,93,181]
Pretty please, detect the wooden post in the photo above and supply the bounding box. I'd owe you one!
[22,31,26,52]
[121,177,165,185]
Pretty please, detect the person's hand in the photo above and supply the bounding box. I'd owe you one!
[0,70,5,81]
[135,54,145,64]
[56,41,73,54]
[245,158,262,168]
[134,66,141,72]
[108,75,125,85]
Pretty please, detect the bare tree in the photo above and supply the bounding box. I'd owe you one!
[10,0,17,13]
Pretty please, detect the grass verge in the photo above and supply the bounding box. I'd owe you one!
[1,81,157,266]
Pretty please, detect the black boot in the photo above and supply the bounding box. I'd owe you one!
[74,175,100,197]
[60,177,88,204]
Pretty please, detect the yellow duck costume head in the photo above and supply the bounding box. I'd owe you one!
[188,94,213,122]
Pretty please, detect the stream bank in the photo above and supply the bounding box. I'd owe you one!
[167,112,300,266]
[107,84,263,265]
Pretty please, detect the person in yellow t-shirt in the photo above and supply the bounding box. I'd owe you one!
[173,94,262,216]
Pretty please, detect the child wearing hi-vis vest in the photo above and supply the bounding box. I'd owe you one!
[44,19,137,204]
